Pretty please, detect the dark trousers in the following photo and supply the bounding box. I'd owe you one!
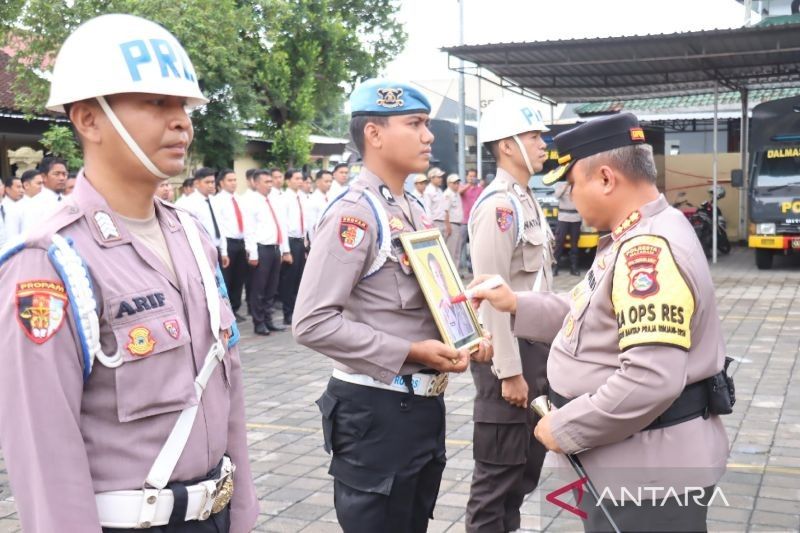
[554,220,581,268]
[466,340,549,533]
[221,238,248,313]
[278,237,306,321]
[578,485,714,532]
[317,378,447,533]
[249,244,281,327]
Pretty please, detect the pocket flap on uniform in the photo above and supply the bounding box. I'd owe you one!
[316,390,339,419]
[521,242,544,273]
[329,456,395,496]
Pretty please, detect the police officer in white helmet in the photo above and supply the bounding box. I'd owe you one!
[0,14,258,532]
[465,97,554,532]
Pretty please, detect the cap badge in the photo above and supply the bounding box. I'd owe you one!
[630,128,646,142]
[377,88,404,109]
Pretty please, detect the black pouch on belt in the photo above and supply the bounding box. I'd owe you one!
[707,356,736,415]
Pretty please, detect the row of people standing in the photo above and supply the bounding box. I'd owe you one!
[172,164,350,335]
[0,157,77,248]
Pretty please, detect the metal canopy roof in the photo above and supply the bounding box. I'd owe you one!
[442,22,800,103]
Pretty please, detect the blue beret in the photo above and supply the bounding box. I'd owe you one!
[350,78,431,117]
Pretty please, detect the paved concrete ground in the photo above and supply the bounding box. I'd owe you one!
[1,246,799,532]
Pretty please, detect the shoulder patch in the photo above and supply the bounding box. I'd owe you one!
[611,235,695,351]
[16,279,68,344]
[496,207,514,232]
[339,216,368,250]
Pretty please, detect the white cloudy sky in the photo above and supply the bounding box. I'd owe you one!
[385,0,756,83]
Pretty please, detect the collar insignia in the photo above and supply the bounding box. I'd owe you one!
[94,211,121,241]
[379,185,395,204]
[612,210,642,241]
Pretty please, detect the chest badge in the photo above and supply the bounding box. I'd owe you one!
[127,326,156,356]
[16,280,68,344]
[164,319,180,340]
[496,207,514,232]
[339,216,368,251]
[389,216,405,231]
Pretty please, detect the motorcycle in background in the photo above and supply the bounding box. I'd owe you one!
[672,188,731,258]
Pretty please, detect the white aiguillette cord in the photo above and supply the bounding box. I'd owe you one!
[143,211,222,492]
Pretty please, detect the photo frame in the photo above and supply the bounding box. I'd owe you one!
[399,229,483,353]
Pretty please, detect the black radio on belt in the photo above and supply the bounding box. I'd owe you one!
[548,356,736,430]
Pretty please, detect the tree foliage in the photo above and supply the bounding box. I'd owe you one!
[0,0,405,168]
[40,124,83,170]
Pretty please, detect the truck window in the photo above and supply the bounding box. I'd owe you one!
[754,148,800,192]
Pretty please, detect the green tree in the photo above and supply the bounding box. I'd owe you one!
[1,0,256,168]
[246,0,406,166]
[1,0,405,169]
[39,124,83,170]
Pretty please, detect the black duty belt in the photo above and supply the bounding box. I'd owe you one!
[548,380,709,431]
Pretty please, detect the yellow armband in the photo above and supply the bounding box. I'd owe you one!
[611,235,695,351]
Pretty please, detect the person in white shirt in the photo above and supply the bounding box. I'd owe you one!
[17,157,67,237]
[244,169,292,335]
[328,162,349,198]
[425,166,448,232]
[443,173,465,270]
[181,167,227,265]
[213,168,250,321]
[307,169,333,240]
[0,180,7,249]
[278,168,308,326]
[411,173,428,209]
[1,176,24,243]
[269,167,285,201]
[173,177,194,208]
[155,180,174,202]
[20,169,43,200]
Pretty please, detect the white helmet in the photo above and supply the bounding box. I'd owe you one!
[480,97,549,143]
[480,97,549,175]
[46,14,207,179]
[46,14,207,112]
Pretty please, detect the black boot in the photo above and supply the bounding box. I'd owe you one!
[570,264,580,276]
[254,323,271,336]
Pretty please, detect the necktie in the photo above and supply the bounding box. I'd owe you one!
[232,196,244,233]
[324,193,328,203]
[296,194,304,235]
[266,197,282,245]
[0,204,5,222]
[57,194,62,202]
[206,198,221,239]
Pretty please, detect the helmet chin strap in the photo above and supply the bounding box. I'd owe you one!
[512,134,534,176]
[96,96,171,180]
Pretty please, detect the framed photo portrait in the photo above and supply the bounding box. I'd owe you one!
[399,229,483,352]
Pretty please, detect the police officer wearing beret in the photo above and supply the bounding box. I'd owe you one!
[0,15,258,532]
[293,78,491,533]
[471,113,730,532]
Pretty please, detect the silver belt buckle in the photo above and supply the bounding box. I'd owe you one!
[427,373,448,396]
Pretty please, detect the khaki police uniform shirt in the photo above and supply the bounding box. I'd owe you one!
[293,168,441,383]
[512,195,729,490]
[0,174,259,533]
[469,168,552,379]
[443,188,463,226]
